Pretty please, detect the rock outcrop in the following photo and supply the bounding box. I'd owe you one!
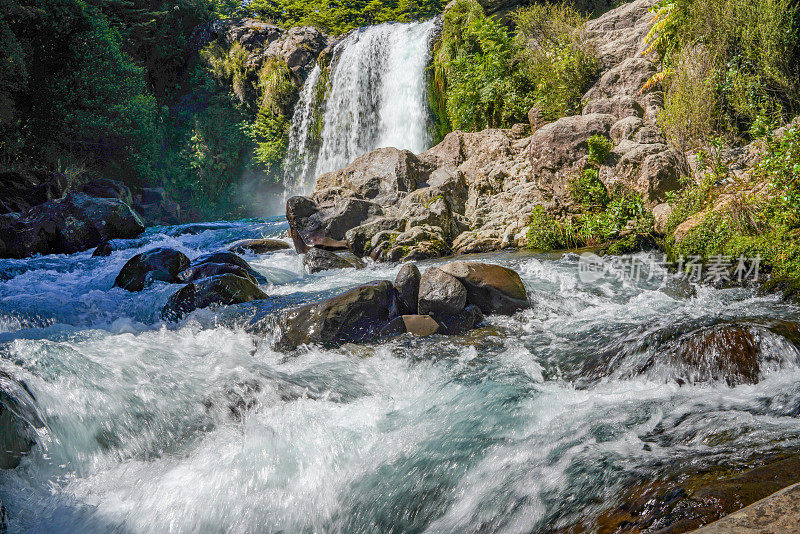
[283,0,688,262]
[228,238,290,254]
[0,193,145,259]
[276,261,529,350]
[0,170,68,215]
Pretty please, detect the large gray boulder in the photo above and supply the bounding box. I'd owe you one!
[114,248,191,292]
[0,193,145,258]
[395,263,421,315]
[418,267,468,317]
[438,261,529,315]
[276,281,394,350]
[191,252,268,284]
[315,148,428,206]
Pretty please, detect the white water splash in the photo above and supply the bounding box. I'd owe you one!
[283,20,436,197]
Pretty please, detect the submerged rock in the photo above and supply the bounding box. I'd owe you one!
[0,193,145,259]
[673,324,761,386]
[114,248,190,292]
[0,372,41,470]
[162,274,268,320]
[228,238,290,254]
[438,261,529,315]
[192,252,268,284]
[437,304,484,335]
[276,281,394,350]
[303,247,358,273]
[418,267,468,317]
[176,262,259,285]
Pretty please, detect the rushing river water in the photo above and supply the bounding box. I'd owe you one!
[2,217,800,532]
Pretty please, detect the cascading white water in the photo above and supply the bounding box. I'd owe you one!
[283,20,437,197]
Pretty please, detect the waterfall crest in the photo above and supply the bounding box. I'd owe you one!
[283,19,436,197]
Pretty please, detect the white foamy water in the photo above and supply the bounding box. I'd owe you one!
[3,224,800,532]
[283,20,436,196]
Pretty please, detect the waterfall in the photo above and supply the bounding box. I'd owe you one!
[283,19,437,197]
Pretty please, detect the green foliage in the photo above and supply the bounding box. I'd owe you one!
[666,127,800,296]
[431,0,598,136]
[646,0,800,147]
[513,3,599,120]
[244,0,443,35]
[432,0,533,131]
[587,134,613,166]
[526,206,581,251]
[570,169,609,210]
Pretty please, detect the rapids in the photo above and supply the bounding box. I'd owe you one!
[2,218,800,532]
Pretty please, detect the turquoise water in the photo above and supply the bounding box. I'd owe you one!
[2,217,800,532]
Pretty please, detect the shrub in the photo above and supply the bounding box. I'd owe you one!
[513,2,598,120]
[570,168,609,209]
[587,134,613,166]
[526,206,582,250]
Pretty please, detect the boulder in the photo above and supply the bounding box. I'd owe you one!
[315,148,427,205]
[385,315,440,337]
[80,178,133,205]
[437,304,484,335]
[585,0,659,69]
[652,203,672,235]
[192,252,267,284]
[345,217,405,257]
[114,248,190,292]
[583,95,644,119]
[528,113,616,195]
[162,274,268,321]
[303,247,357,273]
[92,240,115,257]
[176,262,259,285]
[0,170,68,214]
[0,193,144,259]
[286,195,384,252]
[394,263,421,315]
[438,261,530,315]
[418,267,468,317]
[276,281,394,350]
[134,187,183,226]
[227,238,290,254]
[373,225,451,263]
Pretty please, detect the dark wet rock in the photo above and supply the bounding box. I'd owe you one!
[228,238,290,254]
[276,281,394,350]
[114,247,190,292]
[192,252,267,284]
[594,455,800,534]
[162,274,268,321]
[418,267,467,317]
[438,304,484,335]
[303,247,358,273]
[1,372,41,470]
[0,170,68,215]
[80,178,133,205]
[672,324,761,386]
[394,264,421,315]
[177,262,259,285]
[134,187,183,226]
[92,241,115,257]
[0,193,144,259]
[286,195,384,252]
[166,223,238,236]
[438,261,530,315]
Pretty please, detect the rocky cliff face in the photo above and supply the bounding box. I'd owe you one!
[287,0,689,261]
